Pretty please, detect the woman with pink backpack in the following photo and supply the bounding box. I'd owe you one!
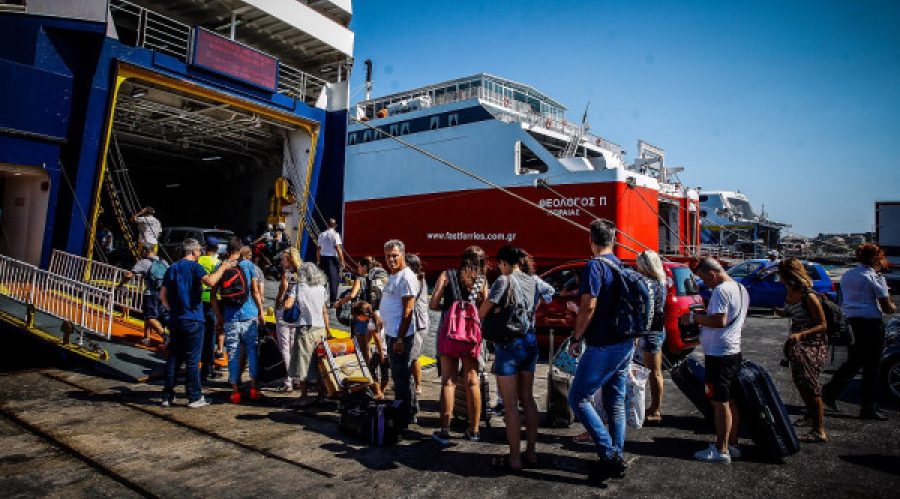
[429,246,488,443]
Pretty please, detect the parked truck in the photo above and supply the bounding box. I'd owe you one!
[876,201,900,293]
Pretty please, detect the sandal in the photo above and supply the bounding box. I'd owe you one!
[798,431,828,443]
[644,412,663,425]
[572,431,593,443]
[491,455,522,474]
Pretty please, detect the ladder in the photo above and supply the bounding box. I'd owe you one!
[104,160,141,260]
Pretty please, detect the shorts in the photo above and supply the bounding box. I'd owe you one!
[143,291,164,320]
[704,353,742,402]
[493,333,538,376]
[642,330,665,354]
[290,325,327,383]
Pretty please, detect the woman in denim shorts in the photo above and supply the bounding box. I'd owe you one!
[479,245,539,472]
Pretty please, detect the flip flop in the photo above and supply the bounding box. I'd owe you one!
[798,431,828,443]
[491,455,522,474]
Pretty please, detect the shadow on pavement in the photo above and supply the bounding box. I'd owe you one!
[840,454,900,476]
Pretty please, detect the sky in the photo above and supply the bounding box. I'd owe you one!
[347,0,900,237]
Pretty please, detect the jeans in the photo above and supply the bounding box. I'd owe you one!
[568,340,634,459]
[163,319,205,402]
[387,334,416,421]
[224,319,259,385]
[320,256,341,304]
[201,302,216,378]
[824,317,886,411]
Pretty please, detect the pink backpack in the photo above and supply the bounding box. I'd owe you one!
[437,270,483,359]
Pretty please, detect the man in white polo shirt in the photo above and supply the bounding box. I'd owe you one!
[317,218,344,305]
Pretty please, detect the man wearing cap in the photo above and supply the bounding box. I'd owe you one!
[198,237,221,380]
[131,206,163,252]
[126,244,169,346]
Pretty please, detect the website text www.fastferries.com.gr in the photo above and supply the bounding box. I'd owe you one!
[426,231,517,242]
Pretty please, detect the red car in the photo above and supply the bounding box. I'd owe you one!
[535,260,703,360]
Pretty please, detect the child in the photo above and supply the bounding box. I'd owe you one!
[351,301,389,398]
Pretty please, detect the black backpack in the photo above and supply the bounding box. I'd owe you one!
[219,263,250,308]
[803,289,852,346]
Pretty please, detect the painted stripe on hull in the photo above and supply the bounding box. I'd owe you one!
[344,181,662,270]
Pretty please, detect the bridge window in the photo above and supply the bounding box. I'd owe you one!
[363,131,372,142]
[400,122,410,135]
[389,124,398,136]
[430,116,441,130]
[348,133,357,145]
[448,113,459,126]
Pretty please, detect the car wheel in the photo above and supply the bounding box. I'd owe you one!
[882,355,900,402]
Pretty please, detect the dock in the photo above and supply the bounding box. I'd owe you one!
[1,315,898,497]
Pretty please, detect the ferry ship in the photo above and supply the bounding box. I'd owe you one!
[344,74,701,271]
[699,190,787,258]
[0,0,353,379]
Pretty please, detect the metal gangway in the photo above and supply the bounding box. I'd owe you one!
[48,249,145,312]
[0,254,115,340]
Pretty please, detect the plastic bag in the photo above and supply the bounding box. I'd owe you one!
[627,364,651,429]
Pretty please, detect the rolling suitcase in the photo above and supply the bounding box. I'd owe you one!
[339,392,406,446]
[545,330,575,427]
[256,329,287,384]
[670,356,714,423]
[734,360,800,461]
[453,372,492,428]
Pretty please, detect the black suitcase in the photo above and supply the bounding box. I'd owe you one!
[257,330,287,384]
[546,366,575,427]
[545,330,575,428]
[670,356,714,423]
[734,360,800,461]
[339,393,406,446]
[453,372,492,428]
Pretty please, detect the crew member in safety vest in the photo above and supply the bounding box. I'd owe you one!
[198,237,221,380]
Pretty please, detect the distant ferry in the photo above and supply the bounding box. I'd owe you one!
[343,74,701,270]
[699,190,787,257]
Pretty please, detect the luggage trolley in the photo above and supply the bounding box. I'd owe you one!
[317,337,375,398]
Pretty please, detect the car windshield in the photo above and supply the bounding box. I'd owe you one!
[728,261,765,279]
[671,267,699,296]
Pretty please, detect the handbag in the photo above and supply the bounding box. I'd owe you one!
[482,274,532,343]
[552,337,584,376]
[283,283,302,323]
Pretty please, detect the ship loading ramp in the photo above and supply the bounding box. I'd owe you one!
[98,71,319,265]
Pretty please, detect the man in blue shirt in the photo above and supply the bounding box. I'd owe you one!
[209,237,266,404]
[567,218,633,483]
[159,238,234,407]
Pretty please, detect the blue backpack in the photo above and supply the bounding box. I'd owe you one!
[596,257,654,339]
[146,259,168,291]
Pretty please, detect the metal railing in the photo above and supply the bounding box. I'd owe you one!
[0,254,114,339]
[699,246,748,260]
[48,250,144,312]
[109,0,325,105]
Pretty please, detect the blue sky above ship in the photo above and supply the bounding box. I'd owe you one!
[348,0,900,237]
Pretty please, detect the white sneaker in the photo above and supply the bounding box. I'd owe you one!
[728,445,741,459]
[694,444,731,464]
[187,397,209,408]
[160,396,174,407]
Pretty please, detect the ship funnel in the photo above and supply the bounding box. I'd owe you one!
[364,59,373,101]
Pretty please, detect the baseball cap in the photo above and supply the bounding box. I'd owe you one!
[205,237,219,249]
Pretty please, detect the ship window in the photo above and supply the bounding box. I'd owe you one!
[448,113,459,126]
[400,122,410,135]
[348,133,357,145]
[389,124,399,136]
[700,210,708,218]
[699,194,709,202]
[515,141,549,175]
[363,131,372,142]
[430,116,441,130]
